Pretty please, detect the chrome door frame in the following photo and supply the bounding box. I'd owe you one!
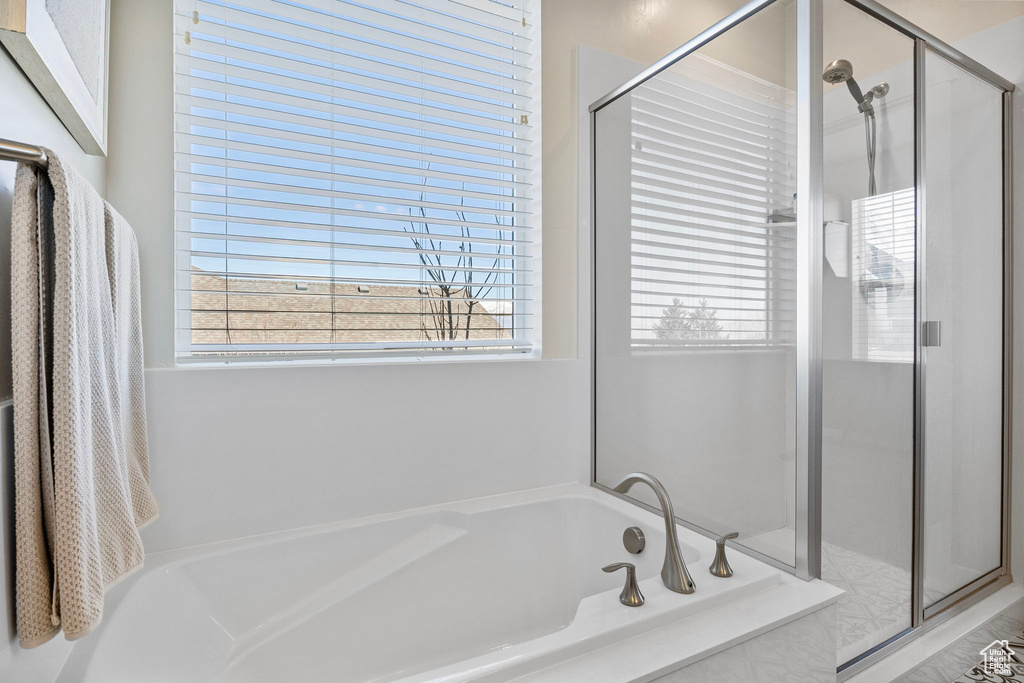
[913,43,1016,625]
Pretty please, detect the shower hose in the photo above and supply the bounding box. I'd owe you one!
[863,110,877,196]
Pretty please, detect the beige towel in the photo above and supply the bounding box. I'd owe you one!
[11,151,158,648]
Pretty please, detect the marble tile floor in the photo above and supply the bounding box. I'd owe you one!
[742,532,949,667]
[822,541,916,665]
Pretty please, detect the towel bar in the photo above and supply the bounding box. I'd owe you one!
[0,137,48,168]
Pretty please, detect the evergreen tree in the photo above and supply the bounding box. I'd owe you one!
[653,298,724,340]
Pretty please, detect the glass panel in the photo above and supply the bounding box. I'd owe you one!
[593,0,798,568]
[821,0,916,663]
[922,49,1004,608]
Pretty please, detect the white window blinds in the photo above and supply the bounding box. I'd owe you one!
[173,0,539,361]
[629,54,797,350]
[852,188,915,362]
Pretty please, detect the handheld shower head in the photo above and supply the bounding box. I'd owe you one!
[822,59,853,84]
[823,58,867,108]
[824,59,886,197]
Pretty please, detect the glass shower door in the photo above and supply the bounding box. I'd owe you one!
[592,0,801,570]
[821,0,917,664]
[920,47,1007,616]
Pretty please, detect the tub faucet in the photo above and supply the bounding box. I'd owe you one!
[612,472,696,594]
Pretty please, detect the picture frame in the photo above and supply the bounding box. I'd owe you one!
[0,0,110,155]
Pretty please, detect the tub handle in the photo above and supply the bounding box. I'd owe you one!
[602,562,644,607]
[709,532,739,578]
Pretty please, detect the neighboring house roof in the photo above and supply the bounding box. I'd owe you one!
[188,270,512,346]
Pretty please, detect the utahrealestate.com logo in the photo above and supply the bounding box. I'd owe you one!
[980,640,1015,676]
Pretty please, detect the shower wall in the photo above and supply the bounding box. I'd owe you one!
[822,47,915,572]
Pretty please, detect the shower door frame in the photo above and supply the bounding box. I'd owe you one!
[589,0,827,581]
[588,0,1015,672]
[587,0,825,582]
[908,38,1015,626]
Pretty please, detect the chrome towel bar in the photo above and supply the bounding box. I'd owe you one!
[0,137,48,168]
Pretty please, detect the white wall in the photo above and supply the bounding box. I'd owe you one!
[142,359,589,552]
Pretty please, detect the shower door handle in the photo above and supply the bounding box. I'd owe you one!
[921,321,942,347]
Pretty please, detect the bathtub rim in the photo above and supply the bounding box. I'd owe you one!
[56,482,843,683]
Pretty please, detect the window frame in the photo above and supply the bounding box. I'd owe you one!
[172,0,543,365]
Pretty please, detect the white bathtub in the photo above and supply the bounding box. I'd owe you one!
[56,484,831,682]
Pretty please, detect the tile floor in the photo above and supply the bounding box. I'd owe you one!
[822,541,915,665]
[743,531,961,668]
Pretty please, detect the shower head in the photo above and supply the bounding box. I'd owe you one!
[822,59,854,84]
[823,58,868,109]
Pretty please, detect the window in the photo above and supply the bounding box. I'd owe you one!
[851,188,915,362]
[629,54,797,350]
[173,0,539,361]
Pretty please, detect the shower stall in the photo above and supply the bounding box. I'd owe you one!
[589,0,1013,673]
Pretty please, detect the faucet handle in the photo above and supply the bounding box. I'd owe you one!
[602,562,644,606]
[709,532,739,578]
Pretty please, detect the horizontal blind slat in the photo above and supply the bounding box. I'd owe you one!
[177,269,533,288]
[178,86,530,151]
[633,111,793,162]
[633,154,795,197]
[179,111,531,166]
[179,56,532,121]
[178,162,524,206]
[179,134,533,183]
[617,55,795,350]
[177,192,529,232]
[176,136,531,189]
[182,35,533,111]
[192,0,529,65]
[178,173,530,219]
[174,69,531,134]
[634,137,790,183]
[176,214,530,245]
[187,249,529,274]
[183,230,530,260]
[630,174,779,213]
[175,12,532,86]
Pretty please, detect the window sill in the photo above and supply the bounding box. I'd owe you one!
[172,348,544,370]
